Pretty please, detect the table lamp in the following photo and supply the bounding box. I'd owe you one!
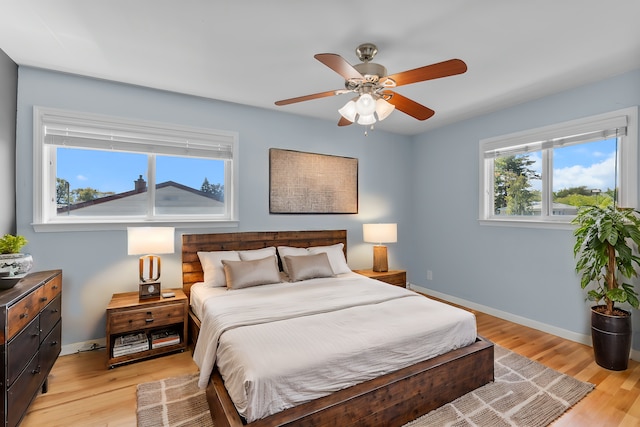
[363,223,397,272]
[127,227,175,299]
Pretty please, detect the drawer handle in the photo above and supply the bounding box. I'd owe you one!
[40,297,48,302]
[145,318,154,323]
[31,366,41,375]
[53,285,59,289]
[51,341,58,346]
[19,311,28,319]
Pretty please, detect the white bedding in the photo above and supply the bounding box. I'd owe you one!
[191,272,477,423]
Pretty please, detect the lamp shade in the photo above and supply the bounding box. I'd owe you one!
[363,223,397,244]
[127,227,175,255]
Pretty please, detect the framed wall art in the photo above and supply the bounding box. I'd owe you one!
[269,148,358,214]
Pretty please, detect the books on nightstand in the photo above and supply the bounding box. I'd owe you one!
[151,329,181,349]
[112,332,149,357]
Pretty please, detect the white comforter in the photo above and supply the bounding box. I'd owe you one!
[192,273,477,422]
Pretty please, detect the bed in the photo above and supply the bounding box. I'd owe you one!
[182,230,494,427]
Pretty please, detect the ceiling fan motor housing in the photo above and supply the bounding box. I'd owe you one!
[354,62,387,83]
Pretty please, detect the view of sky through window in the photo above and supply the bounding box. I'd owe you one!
[526,138,617,192]
[57,148,225,194]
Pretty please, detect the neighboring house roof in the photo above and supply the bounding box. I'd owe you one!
[57,181,223,216]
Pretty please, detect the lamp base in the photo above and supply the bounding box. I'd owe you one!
[372,245,388,272]
[139,281,161,300]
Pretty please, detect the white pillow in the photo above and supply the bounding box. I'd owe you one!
[221,256,282,290]
[197,250,241,287]
[307,243,351,274]
[283,253,334,282]
[277,246,308,274]
[238,246,277,262]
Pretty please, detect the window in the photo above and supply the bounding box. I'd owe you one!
[33,107,238,231]
[479,107,638,228]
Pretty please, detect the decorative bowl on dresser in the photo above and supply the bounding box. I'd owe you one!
[0,270,62,427]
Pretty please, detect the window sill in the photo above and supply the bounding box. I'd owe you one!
[32,220,239,233]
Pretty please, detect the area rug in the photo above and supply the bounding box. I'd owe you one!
[136,345,594,427]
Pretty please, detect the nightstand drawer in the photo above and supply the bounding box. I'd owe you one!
[379,271,406,286]
[353,269,407,287]
[109,303,186,334]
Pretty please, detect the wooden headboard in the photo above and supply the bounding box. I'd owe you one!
[181,230,347,297]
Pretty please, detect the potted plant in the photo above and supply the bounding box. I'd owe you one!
[0,234,33,288]
[572,205,640,370]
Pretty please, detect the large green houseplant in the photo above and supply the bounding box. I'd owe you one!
[572,205,640,370]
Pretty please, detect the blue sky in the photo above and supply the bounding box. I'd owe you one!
[57,148,225,194]
[528,138,617,192]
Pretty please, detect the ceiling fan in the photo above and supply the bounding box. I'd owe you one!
[275,43,467,128]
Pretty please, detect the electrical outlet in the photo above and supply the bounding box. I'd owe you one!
[427,270,433,281]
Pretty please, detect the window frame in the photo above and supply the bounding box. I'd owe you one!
[32,106,239,232]
[478,107,638,229]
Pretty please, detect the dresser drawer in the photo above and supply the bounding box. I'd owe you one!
[7,287,44,341]
[7,353,43,427]
[40,294,62,341]
[40,274,62,310]
[109,303,186,334]
[7,317,40,386]
[40,321,62,376]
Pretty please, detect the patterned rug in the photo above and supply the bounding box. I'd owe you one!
[136,345,594,427]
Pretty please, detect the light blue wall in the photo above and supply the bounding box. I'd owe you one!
[14,65,640,354]
[15,67,412,347]
[409,69,640,352]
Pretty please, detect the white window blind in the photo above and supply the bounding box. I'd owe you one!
[483,115,628,159]
[41,110,235,159]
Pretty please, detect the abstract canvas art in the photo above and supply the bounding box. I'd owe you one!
[269,148,358,214]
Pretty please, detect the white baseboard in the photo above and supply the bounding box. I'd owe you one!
[408,283,640,362]
[61,337,106,356]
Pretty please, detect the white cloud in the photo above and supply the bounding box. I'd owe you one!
[77,174,88,181]
[553,153,616,191]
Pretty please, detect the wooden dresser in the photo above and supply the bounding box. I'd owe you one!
[0,270,62,427]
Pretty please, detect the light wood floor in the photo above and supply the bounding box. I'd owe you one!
[22,302,640,427]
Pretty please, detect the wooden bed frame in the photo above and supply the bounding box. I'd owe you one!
[182,230,494,427]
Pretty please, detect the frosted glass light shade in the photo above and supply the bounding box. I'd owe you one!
[375,98,395,121]
[355,94,376,116]
[357,114,376,125]
[363,223,397,244]
[338,99,358,122]
[127,227,175,255]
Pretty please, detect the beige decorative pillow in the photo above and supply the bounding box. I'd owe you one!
[307,243,351,274]
[221,256,282,290]
[197,250,241,287]
[283,252,334,282]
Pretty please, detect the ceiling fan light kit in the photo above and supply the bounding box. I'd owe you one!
[275,43,467,133]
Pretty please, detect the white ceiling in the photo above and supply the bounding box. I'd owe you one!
[1,1,640,136]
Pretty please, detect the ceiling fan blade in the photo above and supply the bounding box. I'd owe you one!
[385,59,467,87]
[338,116,352,126]
[314,53,364,81]
[383,91,435,121]
[275,90,340,106]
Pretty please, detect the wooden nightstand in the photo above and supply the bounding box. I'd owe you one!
[353,269,407,287]
[106,288,188,368]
